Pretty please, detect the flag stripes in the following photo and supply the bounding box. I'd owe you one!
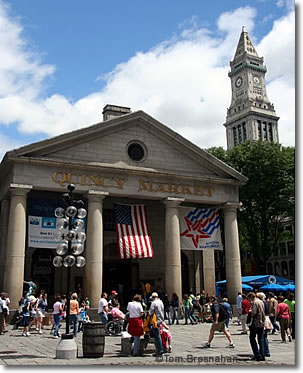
[114,203,154,259]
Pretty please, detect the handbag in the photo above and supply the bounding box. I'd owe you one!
[264,315,273,330]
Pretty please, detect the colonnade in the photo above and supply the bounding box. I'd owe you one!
[1,184,242,308]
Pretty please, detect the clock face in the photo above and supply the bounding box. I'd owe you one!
[235,77,243,88]
[253,76,260,84]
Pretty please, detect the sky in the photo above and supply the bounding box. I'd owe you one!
[0,0,296,161]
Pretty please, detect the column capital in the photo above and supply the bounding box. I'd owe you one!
[223,201,241,211]
[86,190,109,202]
[162,197,185,208]
[9,183,33,197]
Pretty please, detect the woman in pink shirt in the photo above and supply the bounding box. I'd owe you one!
[276,295,291,342]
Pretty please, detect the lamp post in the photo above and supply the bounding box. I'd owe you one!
[53,184,87,338]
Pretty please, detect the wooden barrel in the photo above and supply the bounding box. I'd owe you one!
[82,322,105,358]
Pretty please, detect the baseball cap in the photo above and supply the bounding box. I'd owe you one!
[111,290,118,295]
[151,292,158,297]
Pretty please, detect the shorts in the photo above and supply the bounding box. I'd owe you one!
[210,321,226,332]
[22,315,30,327]
[36,309,45,318]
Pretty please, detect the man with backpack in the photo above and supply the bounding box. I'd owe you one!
[202,295,235,348]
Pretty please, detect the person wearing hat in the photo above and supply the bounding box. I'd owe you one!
[247,292,265,361]
[108,290,119,309]
[149,292,165,357]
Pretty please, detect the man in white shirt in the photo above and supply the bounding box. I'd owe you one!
[149,292,164,356]
[98,293,109,326]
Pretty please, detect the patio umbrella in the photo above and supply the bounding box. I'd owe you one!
[284,284,295,291]
[260,283,286,291]
[241,283,253,290]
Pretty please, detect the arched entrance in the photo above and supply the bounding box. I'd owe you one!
[103,243,139,307]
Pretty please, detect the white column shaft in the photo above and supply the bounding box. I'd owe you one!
[84,192,107,308]
[224,205,242,304]
[4,185,32,309]
[164,198,184,299]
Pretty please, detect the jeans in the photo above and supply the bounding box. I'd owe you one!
[290,312,295,339]
[164,308,171,325]
[171,307,179,325]
[249,325,265,360]
[70,314,78,336]
[184,308,195,324]
[53,313,61,336]
[263,329,270,356]
[99,312,108,325]
[133,336,140,355]
[152,326,163,354]
[269,315,280,332]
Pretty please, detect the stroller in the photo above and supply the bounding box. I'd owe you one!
[10,310,24,330]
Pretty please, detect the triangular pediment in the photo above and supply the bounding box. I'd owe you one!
[2,110,247,184]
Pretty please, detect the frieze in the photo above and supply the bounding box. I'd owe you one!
[51,172,214,197]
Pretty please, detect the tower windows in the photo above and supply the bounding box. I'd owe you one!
[242,122,247,141]
[233,127,238,145]
[263,122,267,140]
[257,120,262,139]
[268,123,273,142]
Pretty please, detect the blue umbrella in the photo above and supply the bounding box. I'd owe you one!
[242,283,253,290]
[284,284,295,291]
[260,283,286,291]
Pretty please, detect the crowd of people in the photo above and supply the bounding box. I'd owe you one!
[201,290,295,362]
[0,279,296,361]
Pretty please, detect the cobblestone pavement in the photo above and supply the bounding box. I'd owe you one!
[0,320,295,366]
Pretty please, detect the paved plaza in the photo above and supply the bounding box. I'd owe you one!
[0,318,296,367]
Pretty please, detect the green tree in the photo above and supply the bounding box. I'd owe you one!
[207,141,295,274]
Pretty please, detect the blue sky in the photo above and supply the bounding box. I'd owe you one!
[0,0,295,160]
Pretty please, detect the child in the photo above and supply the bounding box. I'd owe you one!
[77,301,87,332]
[160,321,172,353]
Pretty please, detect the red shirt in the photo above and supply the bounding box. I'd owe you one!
[241,299,251,314]
[277,302,290,319]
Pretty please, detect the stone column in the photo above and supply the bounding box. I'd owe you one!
[84,190,108,308]
[0,198,10,290]
[3,184,33,309]
[194,251,203,294]
[163,197,184,298]
[224,202,242,304]
[202,249,216,296]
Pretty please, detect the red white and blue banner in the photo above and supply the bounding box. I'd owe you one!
[113,203,154,259]
[180,207,223,250]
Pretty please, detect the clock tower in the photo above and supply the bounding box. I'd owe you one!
[223,27,279,149]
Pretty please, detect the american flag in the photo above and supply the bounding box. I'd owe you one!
[113,203,154,259]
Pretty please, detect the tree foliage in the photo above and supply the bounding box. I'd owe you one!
[207,141,295,274]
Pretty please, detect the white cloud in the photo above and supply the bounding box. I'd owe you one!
[0,2,295,157]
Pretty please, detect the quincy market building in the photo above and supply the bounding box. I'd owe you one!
[0,105,247,309]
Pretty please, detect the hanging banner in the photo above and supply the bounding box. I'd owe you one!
[27,197,86,249]
[180,207,223,250]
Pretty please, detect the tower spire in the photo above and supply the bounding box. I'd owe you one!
[233,26,259,61]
